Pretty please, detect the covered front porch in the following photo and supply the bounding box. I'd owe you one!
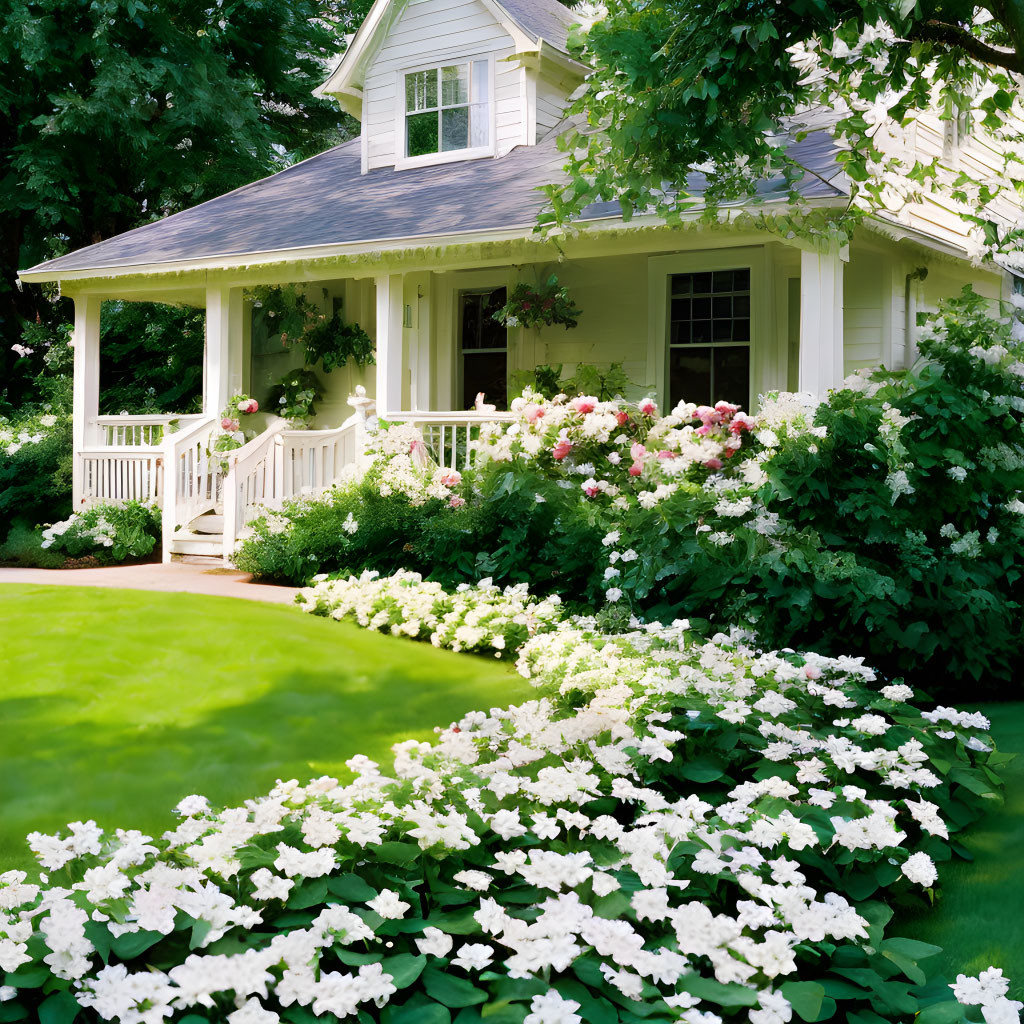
[68,231,902,562]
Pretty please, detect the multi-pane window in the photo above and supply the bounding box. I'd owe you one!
[405,61,490,159]
[668,268,751,407]
[460,288,507,410]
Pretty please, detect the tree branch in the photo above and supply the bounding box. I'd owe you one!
[907,18,1024,73]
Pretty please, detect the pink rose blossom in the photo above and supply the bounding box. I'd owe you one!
[237,398,259,414]
[221,418,240,433]
[524,404,546,424]
[552,440,573,460]
[449,496,466,508]
[729,413,754,435]
[804,666,822,680]
[581,479,600,497]
[630,442,647,462]
[704,457,723,470]
[571,396,598,415]
[638,398,657,416]
[628,462,643,477]
[616,410,630,426]
[657,450,676,459]
[440,470,462,488]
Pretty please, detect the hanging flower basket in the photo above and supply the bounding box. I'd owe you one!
[492,275,581,330]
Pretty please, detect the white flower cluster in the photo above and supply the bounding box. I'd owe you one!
[364,422,466,506]
[2,618,1011,1024]
[40,512,119,550]
[298,569,564,656]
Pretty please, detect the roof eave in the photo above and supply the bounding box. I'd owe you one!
[18,196,852,286]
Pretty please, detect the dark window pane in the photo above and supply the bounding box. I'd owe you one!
[733,318,750,342]
[734,268,750,290]
[712,319,732,341]
[692,296,711,319]
[670,346,711,407]
[734,294,750,317]
[692,272,713,294]
[712,296,732,318]
[463,351,507,410]
[670,321,691,345]
[671,298,691,322]
[407,111,438,156]
[441,106,469,151]
[460,289,507,352]
[671,274,692,295]
[692,319,711,343]
[713,347,750,404]
[712,270,734,293]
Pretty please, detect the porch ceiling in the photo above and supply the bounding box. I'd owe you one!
[22,126,847,283]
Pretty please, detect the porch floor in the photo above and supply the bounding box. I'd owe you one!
[0,563,298,605]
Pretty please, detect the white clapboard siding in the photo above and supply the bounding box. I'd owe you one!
[535,87,567,139]
[843,255,885,375]
[362,0,523,169]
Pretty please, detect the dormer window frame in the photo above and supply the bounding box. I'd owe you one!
[392,53,496,171]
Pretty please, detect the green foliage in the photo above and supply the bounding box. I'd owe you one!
[268,369,324,424]
[39,500,161,565]
[547,0,1024,257]
[251,285,375,373]
[2,0,371,406]
[0,521,65,568]
[0,414,72,543]
[514,362,643,401]
[97,301,205,414]
[492,275,582,330]
[612,288,1024,696]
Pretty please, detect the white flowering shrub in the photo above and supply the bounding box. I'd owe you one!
[37,501,162,565]
[298,569,564,656]
[0,618,1015,1024]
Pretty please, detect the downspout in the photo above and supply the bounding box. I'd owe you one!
[905,266,928,366]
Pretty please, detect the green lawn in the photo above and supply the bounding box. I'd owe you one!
[0,584,532,870]
[900,701,1024,992]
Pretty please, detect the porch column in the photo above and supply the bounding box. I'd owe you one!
[375,272,404,418]
[204,283,244,415]
[798,246,845,396]
[71,294,102,506]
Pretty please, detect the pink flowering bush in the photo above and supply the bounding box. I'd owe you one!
[0,621,1014,1023]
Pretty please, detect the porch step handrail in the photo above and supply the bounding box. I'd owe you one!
[221,416,361,560]
[161,416,219,561]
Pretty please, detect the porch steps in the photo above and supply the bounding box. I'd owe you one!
[168,511,226,561]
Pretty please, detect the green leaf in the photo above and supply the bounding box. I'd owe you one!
[381,953,428,989]
[678,975,759,1008]
[915,1001,967,1024]
[287,878,329,910]
[780,982,826,1022]
[328,874,379,902]
[376,842,422,866]
[388,1000,451,1024]
[110,930,164,959]
[879,937,942,960]
[422,967,488,1008]
[189,918,213,950]
[38,991,79,1024]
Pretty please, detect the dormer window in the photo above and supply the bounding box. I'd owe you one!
[401,60,491,165]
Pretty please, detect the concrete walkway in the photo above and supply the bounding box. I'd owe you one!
[0,562,300,605]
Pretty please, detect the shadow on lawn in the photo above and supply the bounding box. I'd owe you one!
[0,656,524,867]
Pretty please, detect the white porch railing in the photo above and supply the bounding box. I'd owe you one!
[387,411,514,471]
[93,413,205,448]
[221,415,363,559]
[161,417,220,561]
[77,446,164,506]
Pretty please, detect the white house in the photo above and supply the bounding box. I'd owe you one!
[17,0,1024,562]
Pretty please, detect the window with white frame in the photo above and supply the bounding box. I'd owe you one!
[404,61,490,160]
[668,268,751,407]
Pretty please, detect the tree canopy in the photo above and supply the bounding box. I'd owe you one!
[0,0,370,409]
[546,0,1024,254]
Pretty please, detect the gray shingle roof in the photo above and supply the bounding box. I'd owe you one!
[495,0,581,52]
[23,128,846,278]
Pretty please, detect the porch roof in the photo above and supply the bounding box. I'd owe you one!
[21,127,847,281]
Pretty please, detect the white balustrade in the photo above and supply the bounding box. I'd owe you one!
[77,447,163,506]
[93,414,205,448]
[387,411,513,471]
